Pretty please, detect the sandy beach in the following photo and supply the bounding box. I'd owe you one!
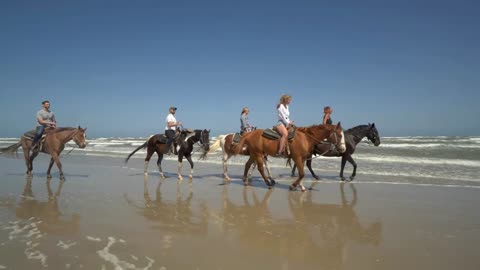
[1,154,480,270]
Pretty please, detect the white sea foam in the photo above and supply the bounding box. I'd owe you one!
[356,155,480,167]
[87,236,102,242]
[97,237,155,270]
[379,143,480,149]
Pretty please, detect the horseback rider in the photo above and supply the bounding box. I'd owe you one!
[31,100,56,153]
[240,107,255,135]
[323,106,333,125]
[165,106,182,155]
[276,94,294,157]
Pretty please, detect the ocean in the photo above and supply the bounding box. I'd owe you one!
[1,135,479,187]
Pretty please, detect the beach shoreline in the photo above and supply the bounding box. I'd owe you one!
[1,154,480,269]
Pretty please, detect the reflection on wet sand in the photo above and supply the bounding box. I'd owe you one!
[16,176,80,235]
[123,175,208,255]
[218,182,382,269]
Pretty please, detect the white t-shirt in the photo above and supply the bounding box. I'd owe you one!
[277,104,290,125]
[165,113,177,131]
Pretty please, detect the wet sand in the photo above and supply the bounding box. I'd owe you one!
[1,154,480,270]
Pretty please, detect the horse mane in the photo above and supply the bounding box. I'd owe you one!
[52,127,77,133]
[346,125,369,135]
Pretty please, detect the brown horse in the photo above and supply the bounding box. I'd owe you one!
[125,129,210,180]
[234,123,346,191]
[0,127,87,180]
[207,133,272,181]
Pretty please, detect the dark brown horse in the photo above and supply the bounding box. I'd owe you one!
[0,127,87,180]
[234,123,346,191]
[207,133,272,181]
[125,129,210,180]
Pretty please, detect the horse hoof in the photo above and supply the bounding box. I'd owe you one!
[47,174,52,179]
[144,172,148,175]
[341,177,346,181]
[60,176,65,180]
[289,185,296,191]
[270,179,276,186]
[224,176,231,181]
[300,186,306,192]
[349,176,355,181]
[178,176,183,181]
[314,176,320,181]
[189,175,193,179]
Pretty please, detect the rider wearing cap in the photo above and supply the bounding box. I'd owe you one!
[165,106,182,155]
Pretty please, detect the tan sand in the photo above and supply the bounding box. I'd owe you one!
[0,154,480,270]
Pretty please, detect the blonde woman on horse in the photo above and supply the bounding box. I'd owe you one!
[276,94,293,157]
[240,107,254,135]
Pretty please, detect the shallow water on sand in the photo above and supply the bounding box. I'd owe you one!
[1,155,480,269]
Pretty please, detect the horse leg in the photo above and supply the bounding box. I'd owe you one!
[264,156,275,184]
[156,153,166,179]
[290,156,306,192]
[144,147,155,175]
[306,158,320,180]
[291,163,297,177]
[346,154,357,181]
[177,153,184,181]
[185,154,194,179]
[51,153,64,180]
[340,155,348,181]
[254,154,273,188]
[23,147,32,176]
[47,158,55,178]
[223,152,232,181]
[243,156,256,186]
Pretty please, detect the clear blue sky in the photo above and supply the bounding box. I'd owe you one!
[1,1,479,138]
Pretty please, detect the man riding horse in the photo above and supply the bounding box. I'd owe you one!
[31,100,57,153]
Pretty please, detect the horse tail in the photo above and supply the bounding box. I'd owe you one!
[0,141,22,158]
[207,134,226,154]
[125,138,149,164]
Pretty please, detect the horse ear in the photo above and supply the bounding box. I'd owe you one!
[336,121,342,130]
[78,125,81,129]
[371,123,375,128]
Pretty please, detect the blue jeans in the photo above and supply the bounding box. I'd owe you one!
[165,130,176,152]
[32,125,46,145]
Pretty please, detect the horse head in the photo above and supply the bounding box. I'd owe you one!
[200,129,210,152]
[327,122,346,153]
[72,126,87,148]
[367,123,381,146]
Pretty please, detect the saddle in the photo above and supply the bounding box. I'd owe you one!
[262,126,296,141]
[232,133,242,144]
[153,134,168,144]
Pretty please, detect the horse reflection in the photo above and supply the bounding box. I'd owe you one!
[124,175,208,235]
[218,184,381,269]
[15,177,80,235]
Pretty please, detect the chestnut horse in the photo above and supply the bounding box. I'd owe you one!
[0,127,87,180]
[291,123,381,181]
[207,133,272,181]
[234,123,346,191]
[125,129,210,180]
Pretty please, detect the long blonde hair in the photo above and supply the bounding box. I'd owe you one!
[277,94,291,108]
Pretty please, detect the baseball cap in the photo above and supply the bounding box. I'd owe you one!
[169,106,177,111]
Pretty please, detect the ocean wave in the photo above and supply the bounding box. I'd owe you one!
[379,143,480,149]
[353,155,480,167]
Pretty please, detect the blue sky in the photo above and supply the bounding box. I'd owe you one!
[1,1,479,138]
